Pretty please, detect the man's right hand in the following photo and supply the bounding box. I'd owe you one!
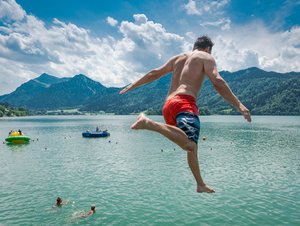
[119,84,132,94]
[238,103,252,122]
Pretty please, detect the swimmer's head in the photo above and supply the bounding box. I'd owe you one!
[91,205,96,212]
[56,197,62,205]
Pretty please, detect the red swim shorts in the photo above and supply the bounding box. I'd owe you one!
[162,94,199,126]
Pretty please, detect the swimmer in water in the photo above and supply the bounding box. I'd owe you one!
[53,197,71,208]
[83,205,96,217]
[73,205,96,218]
[54,197,63,207]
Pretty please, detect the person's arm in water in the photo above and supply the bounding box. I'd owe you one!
[119,56,178,94]
[204,56,252,122]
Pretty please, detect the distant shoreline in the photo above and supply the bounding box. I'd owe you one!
[1,113,300,118]
[1,104,300,118]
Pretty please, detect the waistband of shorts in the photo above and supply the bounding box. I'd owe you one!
[171,94,196,102]
[176,111,199,118]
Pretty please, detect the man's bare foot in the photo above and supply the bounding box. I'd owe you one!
[197,184,215,193]
[131,113,151,130]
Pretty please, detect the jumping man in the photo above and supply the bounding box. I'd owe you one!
[119,36,252,193]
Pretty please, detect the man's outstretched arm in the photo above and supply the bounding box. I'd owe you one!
[119,56,177,94]
[204,56,252,122]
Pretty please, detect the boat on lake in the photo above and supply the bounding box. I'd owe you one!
[82,131,110,138]
[5,131,30,144]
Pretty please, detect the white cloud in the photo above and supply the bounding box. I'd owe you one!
[0,0,300,95]
[184,0,229,15]
[182,0,300,73]
[200,18,231,30]
[118,14,185,70]
[133,14,148,25]
[211,0,229,8]
[259,26,300,72]
[0,57,29,94]
[184,0,201,15]
[213,36,260,71]
[208,24,300,73]
[0,1,187,94]
[106,16,118,26]
[0,0,25,21]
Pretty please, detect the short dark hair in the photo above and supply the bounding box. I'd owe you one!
[193,36,214,51]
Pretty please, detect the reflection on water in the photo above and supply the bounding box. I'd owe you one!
[5,142,30,149]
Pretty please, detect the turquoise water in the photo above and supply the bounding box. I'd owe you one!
[0,115,299,225]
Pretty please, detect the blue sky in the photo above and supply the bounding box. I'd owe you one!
[0,0,300,94]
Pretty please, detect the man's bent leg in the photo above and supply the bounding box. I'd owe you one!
[131,113,215,193]
[131,113,193,151]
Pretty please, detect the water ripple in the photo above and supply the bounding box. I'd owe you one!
[0,115,299,225]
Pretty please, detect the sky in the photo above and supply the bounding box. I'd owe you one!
[0,0,300,95]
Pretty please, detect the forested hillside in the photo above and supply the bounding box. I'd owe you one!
[0,103,29,117]
[1,67,299,115]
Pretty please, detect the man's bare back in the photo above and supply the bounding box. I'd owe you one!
[167,50,211,100]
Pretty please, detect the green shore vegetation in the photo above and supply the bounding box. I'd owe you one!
[0,103,29,117]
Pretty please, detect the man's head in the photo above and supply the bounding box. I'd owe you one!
[193,36,214,53]
[91,205,96,212]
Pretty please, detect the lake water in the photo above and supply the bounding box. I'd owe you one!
[0,115,299,225]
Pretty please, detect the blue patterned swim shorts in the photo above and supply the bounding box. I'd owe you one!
[176,112,200,144]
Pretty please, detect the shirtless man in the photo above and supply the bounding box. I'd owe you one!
[119,36,251,193]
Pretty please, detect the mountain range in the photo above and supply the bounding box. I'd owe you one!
[0,67,299,115]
